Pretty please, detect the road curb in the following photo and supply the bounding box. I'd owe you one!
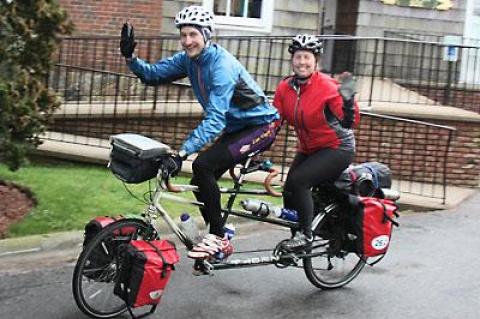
[0,231,84,258]
[0,215,261,258]
[1,189,477,258]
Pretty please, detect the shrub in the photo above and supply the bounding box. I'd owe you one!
[0,0,73,170]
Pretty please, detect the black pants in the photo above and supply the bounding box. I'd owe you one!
[283,148,354,237]
[190,123,277,237]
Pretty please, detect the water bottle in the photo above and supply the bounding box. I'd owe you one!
[240,199,278,217]
[178,213,201,243]
[274,208,299,222]
[223,223,235,240]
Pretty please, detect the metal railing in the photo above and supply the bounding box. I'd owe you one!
[46,64,456,203]
[54,35,480,113]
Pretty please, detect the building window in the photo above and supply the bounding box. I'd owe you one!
[203,0,273,32]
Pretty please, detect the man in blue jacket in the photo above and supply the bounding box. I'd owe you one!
[120,5,279,261]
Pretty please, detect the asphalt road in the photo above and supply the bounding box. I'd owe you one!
[0,191,479,319]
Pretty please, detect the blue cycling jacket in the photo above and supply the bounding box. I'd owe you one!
[127,44,279,155]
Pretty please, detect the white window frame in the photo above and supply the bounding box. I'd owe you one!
[203,0,273,33]
[460,0,480,84]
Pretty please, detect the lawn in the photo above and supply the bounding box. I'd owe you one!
[0,156,282,237]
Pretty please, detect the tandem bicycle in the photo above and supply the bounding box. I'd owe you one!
[72,133,399,318]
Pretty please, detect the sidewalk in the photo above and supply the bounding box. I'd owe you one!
[35,134,478,211]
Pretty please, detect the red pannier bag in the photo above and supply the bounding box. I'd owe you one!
[114,240,180,317]
[84,215,138,246]
[350,196,399,263]
[83,216,138,280]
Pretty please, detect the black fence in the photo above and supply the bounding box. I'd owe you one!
[46,63,456,203]
[54,35,480,113]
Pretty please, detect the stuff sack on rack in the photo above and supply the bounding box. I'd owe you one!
[334,162,392,197]
[114,240,180,310]
[349,196,399,264]
[109,133,171,184]
[82,215,137,279]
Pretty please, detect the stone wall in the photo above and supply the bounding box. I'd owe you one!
[356,0,466,38]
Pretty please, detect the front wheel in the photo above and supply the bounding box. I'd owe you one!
[303,237,366,289]
[72,218,156,319]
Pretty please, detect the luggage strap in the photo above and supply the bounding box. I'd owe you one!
[145,240,170,278]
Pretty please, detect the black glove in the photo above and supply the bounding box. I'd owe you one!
[338,71,356,102]
[338,72,356,128]
[165,154,183,177]
[120,22,137,58]
[341,99,355,128]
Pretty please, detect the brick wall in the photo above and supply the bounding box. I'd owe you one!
[50,113,479,188]
[355,116,479,188]
[429,119,480,187]
[58,0,163,36]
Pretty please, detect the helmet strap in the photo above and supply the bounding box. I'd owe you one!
[191,25,211,45]
[294,74,313,83]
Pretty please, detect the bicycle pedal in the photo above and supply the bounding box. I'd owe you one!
[192,260,214,276]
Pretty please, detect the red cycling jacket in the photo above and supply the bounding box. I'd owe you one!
[273,71,360,154]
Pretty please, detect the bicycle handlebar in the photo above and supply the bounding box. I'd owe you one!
[263,169,282,197]
[165,168,282,197]
[166,180,184,193]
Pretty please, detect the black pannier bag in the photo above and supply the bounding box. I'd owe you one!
[109,133,171,184]
[334,162,392,197]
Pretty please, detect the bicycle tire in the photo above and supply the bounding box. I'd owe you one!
[72,218,156,319]
[303,238,366,289]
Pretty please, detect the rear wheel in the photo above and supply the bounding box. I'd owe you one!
[72,218,156,318]
[303,237,366,289]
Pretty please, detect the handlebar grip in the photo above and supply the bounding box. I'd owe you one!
[166,180,182,192]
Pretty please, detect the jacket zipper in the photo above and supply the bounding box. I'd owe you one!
[301,110,310,137]
[196,65,208,103]
[293,85,301,129]
[293,84,304,148]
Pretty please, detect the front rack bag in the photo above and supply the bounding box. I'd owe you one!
[109,133,171,184]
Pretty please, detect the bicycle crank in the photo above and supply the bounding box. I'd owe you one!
[272,239,301,269]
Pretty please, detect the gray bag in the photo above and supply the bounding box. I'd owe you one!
[334,162,392,196]
[109,134,171,184]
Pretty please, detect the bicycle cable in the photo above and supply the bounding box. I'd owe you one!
[122,182,149,204]
[143,181,154,203]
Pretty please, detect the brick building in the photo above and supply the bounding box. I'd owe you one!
[51,1,479,188]
[57,0,163,36]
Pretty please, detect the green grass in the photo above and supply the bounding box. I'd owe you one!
[0,156,282,238]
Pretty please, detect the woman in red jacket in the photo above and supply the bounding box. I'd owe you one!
[273,34,360,251]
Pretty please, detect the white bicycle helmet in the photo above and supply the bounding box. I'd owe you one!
[288,34,323,55]
[175,6,215,31]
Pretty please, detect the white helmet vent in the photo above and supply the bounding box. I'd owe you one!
[175,6,215,30]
